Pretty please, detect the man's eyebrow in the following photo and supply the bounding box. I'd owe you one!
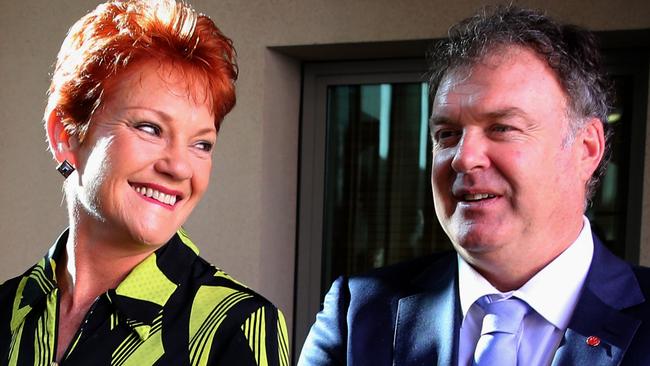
[429,107,529,128]
[429,115,453,127]
[483,107,528,121]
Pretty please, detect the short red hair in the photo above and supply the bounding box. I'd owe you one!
[45,0,238,140]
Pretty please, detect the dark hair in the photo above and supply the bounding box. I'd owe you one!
[46,0,238,141]
[428,4,612,202]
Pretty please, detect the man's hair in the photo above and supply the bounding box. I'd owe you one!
[428,5,612,202]
[45,0,238,141]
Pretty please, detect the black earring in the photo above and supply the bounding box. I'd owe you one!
[57,160,75,178]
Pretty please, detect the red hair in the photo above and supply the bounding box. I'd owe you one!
[45,0,238,140]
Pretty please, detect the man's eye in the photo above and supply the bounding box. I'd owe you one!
[135,122,161,136]
[434,129,461,142]
[492,124,514,133]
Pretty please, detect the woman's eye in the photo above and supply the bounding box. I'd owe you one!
[135,122,161,136]
[195,141,214,152]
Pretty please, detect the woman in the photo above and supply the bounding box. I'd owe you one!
[0,0,289,365]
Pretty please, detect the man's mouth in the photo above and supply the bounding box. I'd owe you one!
[131,184,180,206]
[462,193,496,202]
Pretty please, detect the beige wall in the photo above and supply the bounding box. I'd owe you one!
[1,0,650,349]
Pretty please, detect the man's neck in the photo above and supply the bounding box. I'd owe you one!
[462,217,586,292]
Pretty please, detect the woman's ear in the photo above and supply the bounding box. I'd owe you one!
[46,108,78,166]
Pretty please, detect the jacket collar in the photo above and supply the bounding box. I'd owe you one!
[11,228,201,341]
[393,252,460,366]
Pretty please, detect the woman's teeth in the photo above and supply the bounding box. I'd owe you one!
[134,186,177,205]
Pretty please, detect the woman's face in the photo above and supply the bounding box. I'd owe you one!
[68,60,216,248]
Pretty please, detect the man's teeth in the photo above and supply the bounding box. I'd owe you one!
[464,193,495,201]
[134,186,177,205]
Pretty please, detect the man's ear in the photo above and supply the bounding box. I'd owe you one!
[577,117,606,181]
[46,108,79,166]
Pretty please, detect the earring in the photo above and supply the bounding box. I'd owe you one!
[56,160,75,178]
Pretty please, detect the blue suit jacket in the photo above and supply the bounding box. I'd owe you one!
[298,237,650,365]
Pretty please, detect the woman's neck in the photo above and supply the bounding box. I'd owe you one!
[54,208,166,363]
[58,219,162,308]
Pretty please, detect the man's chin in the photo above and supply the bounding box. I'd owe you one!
[451,233,507,256]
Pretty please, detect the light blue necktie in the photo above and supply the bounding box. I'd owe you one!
[472,296,530,366]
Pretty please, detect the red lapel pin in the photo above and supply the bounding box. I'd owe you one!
[586,336,601,347]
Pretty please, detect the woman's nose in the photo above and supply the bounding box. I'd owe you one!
[154,143,193,180]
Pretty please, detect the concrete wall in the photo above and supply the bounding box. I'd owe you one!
[1,0,649,350]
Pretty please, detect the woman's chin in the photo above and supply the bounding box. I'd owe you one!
[122,221,179,249]
[138,232,176,248]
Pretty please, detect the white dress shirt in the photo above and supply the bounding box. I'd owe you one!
[457,217,594,366]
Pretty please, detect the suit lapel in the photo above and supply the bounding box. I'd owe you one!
[552,238,644,366]
[393,254,460,366]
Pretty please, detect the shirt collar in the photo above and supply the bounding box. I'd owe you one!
[458,216,594,330]
[108,228,200,339]
[11,227,201,340]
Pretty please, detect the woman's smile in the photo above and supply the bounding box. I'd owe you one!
[130,182,184,209]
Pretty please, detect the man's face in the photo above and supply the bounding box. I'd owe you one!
[430,47,596,270]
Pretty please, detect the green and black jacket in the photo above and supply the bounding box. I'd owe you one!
[0,229,290,366]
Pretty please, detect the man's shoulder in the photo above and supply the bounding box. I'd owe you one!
[631,264,650,301]
[632,264,650,278]
[300,251,458,366]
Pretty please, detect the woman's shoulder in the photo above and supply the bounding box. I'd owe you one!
[0,272,24,294]
[0,264,39,305]
[0,275,22,319]
[0,266,38,345]
[164,231,278,312]
[181,255,290,364]
[166,230,289,357]
[187,254,279,314]
[177,257,289,365]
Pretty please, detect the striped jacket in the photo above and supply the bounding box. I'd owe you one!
[0,229,289,365]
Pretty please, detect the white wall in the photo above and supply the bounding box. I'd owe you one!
[1,0,650,349]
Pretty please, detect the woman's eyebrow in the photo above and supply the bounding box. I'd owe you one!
[122,106,172,121]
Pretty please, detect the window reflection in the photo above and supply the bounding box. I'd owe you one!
[322,82,452,294]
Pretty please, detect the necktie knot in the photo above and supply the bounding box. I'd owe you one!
[479,297,529,335]
[472,296,530,366]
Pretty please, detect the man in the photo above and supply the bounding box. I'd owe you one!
[298,5,650,366]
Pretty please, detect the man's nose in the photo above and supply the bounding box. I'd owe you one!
[450,131,490,173]
[154,142,193,180]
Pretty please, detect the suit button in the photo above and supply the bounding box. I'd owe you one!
[586,335,601,347]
